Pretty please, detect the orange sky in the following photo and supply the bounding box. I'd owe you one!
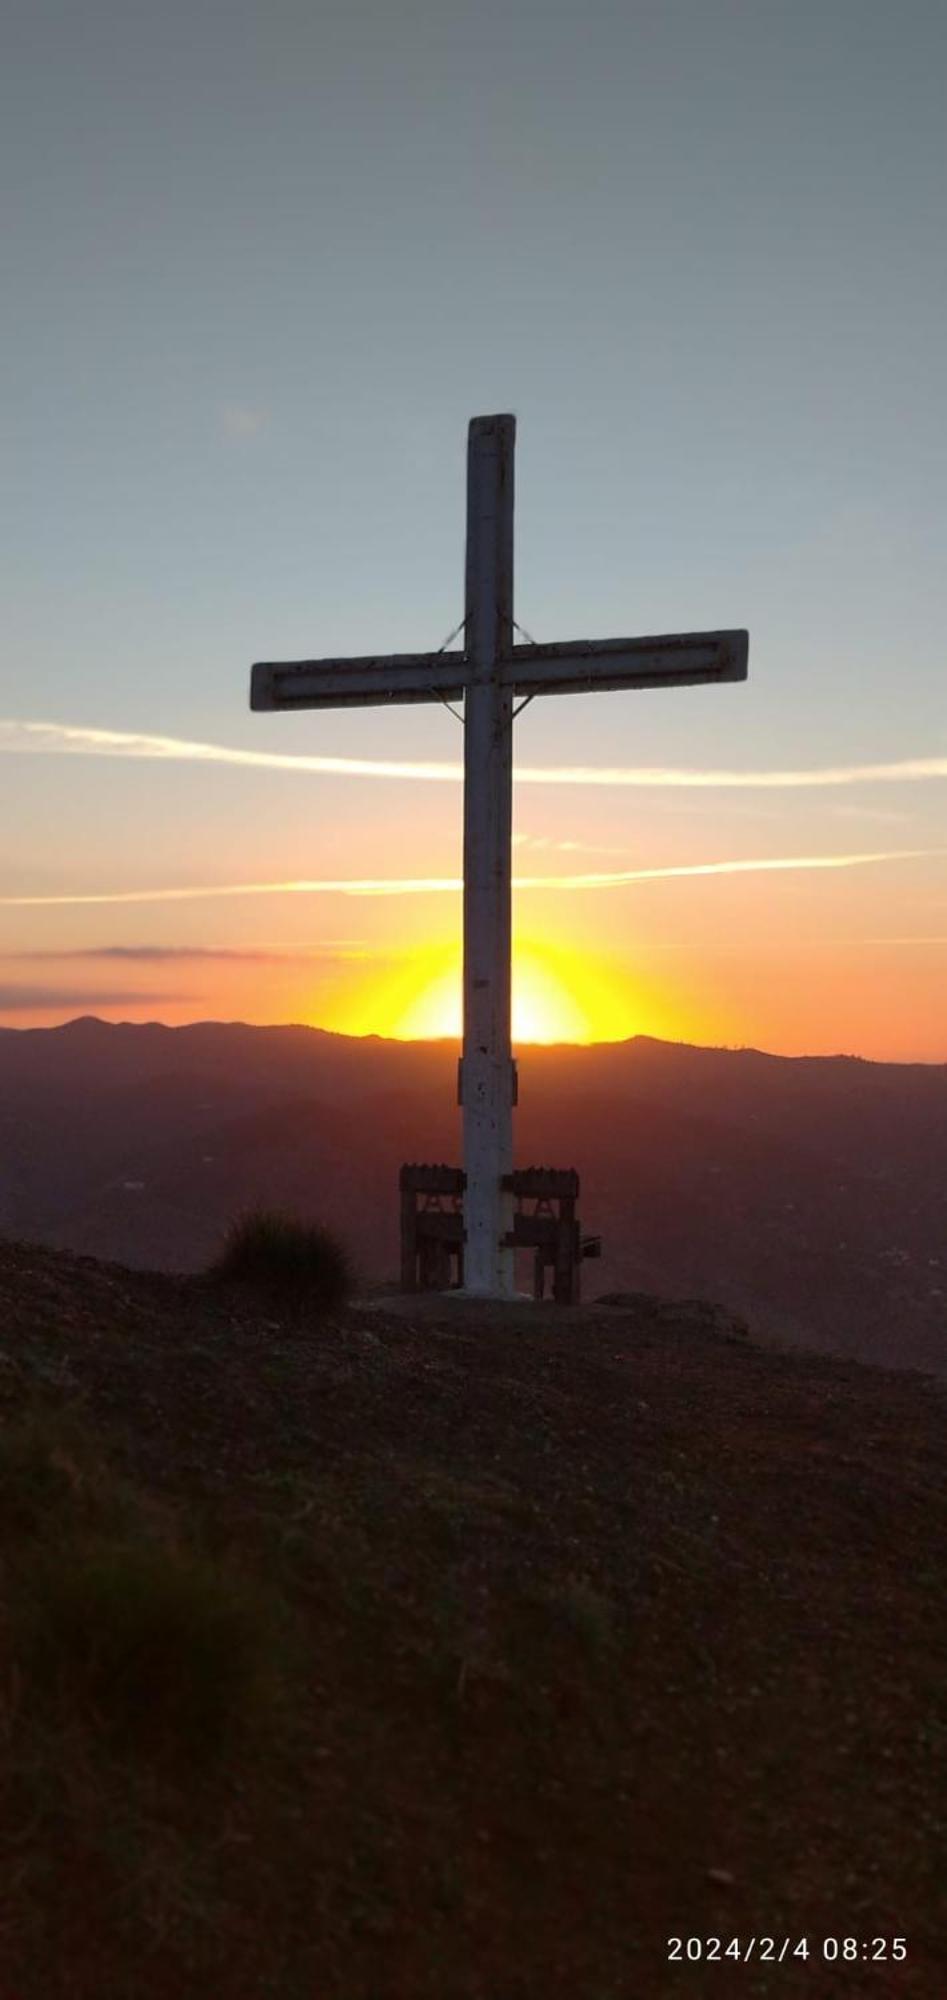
[3,3,946,1066]
[3,817,944,1061]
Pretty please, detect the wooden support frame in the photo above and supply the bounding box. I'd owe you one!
[398,1163,600,1305]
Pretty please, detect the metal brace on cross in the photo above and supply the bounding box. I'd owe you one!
[250,413,748,1298]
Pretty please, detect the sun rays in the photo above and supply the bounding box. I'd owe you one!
[314,940,637,1045]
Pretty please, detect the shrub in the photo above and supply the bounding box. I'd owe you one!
[22,1534,283,1764]
[211,1207,354,1311]
[0,1405,292,1769]
[0,1401,137,1543]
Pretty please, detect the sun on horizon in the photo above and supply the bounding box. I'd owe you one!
[313,940,642,1046]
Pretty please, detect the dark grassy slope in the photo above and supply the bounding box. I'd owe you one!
[0,1237,944,1999]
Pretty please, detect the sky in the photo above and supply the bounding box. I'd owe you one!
[2,0,945,1060]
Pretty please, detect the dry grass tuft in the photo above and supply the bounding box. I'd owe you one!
[210,1207,354,1311]
[0,1403,293,1770]
[21,1535,281,1763]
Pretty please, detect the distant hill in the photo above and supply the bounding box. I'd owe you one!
[0,1235,943,1997]
[0,1019,944,1374]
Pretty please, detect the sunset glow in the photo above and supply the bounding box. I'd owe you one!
[393,947,594,1044]
[313,941,640,1045]
[1,1,945,1067]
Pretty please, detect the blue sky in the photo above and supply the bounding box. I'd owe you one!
[2,0,945,1055]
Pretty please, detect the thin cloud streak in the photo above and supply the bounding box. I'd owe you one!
[513,851,942,890]
[1,720,463,784]
[2,720,946,790]
[6,945,354,964]
[1,850,938,908]
[0,986,192,1012]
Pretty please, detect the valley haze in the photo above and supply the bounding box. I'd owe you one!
[2,1017,944,1378]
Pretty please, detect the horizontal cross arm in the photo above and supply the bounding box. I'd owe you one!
[251,651,468,711]
[503,629,748,697]
[251,630,748,711]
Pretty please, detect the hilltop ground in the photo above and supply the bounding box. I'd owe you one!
[0,1238,944,1999]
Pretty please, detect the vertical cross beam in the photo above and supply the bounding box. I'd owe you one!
[461,415,516,1295]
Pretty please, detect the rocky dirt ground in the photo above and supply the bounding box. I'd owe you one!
[0,1237,944,1999]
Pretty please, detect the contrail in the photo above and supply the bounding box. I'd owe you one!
[2,719,946,789]
[1,850,938,907]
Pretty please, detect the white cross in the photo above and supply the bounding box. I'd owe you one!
[250,413,748,1298]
